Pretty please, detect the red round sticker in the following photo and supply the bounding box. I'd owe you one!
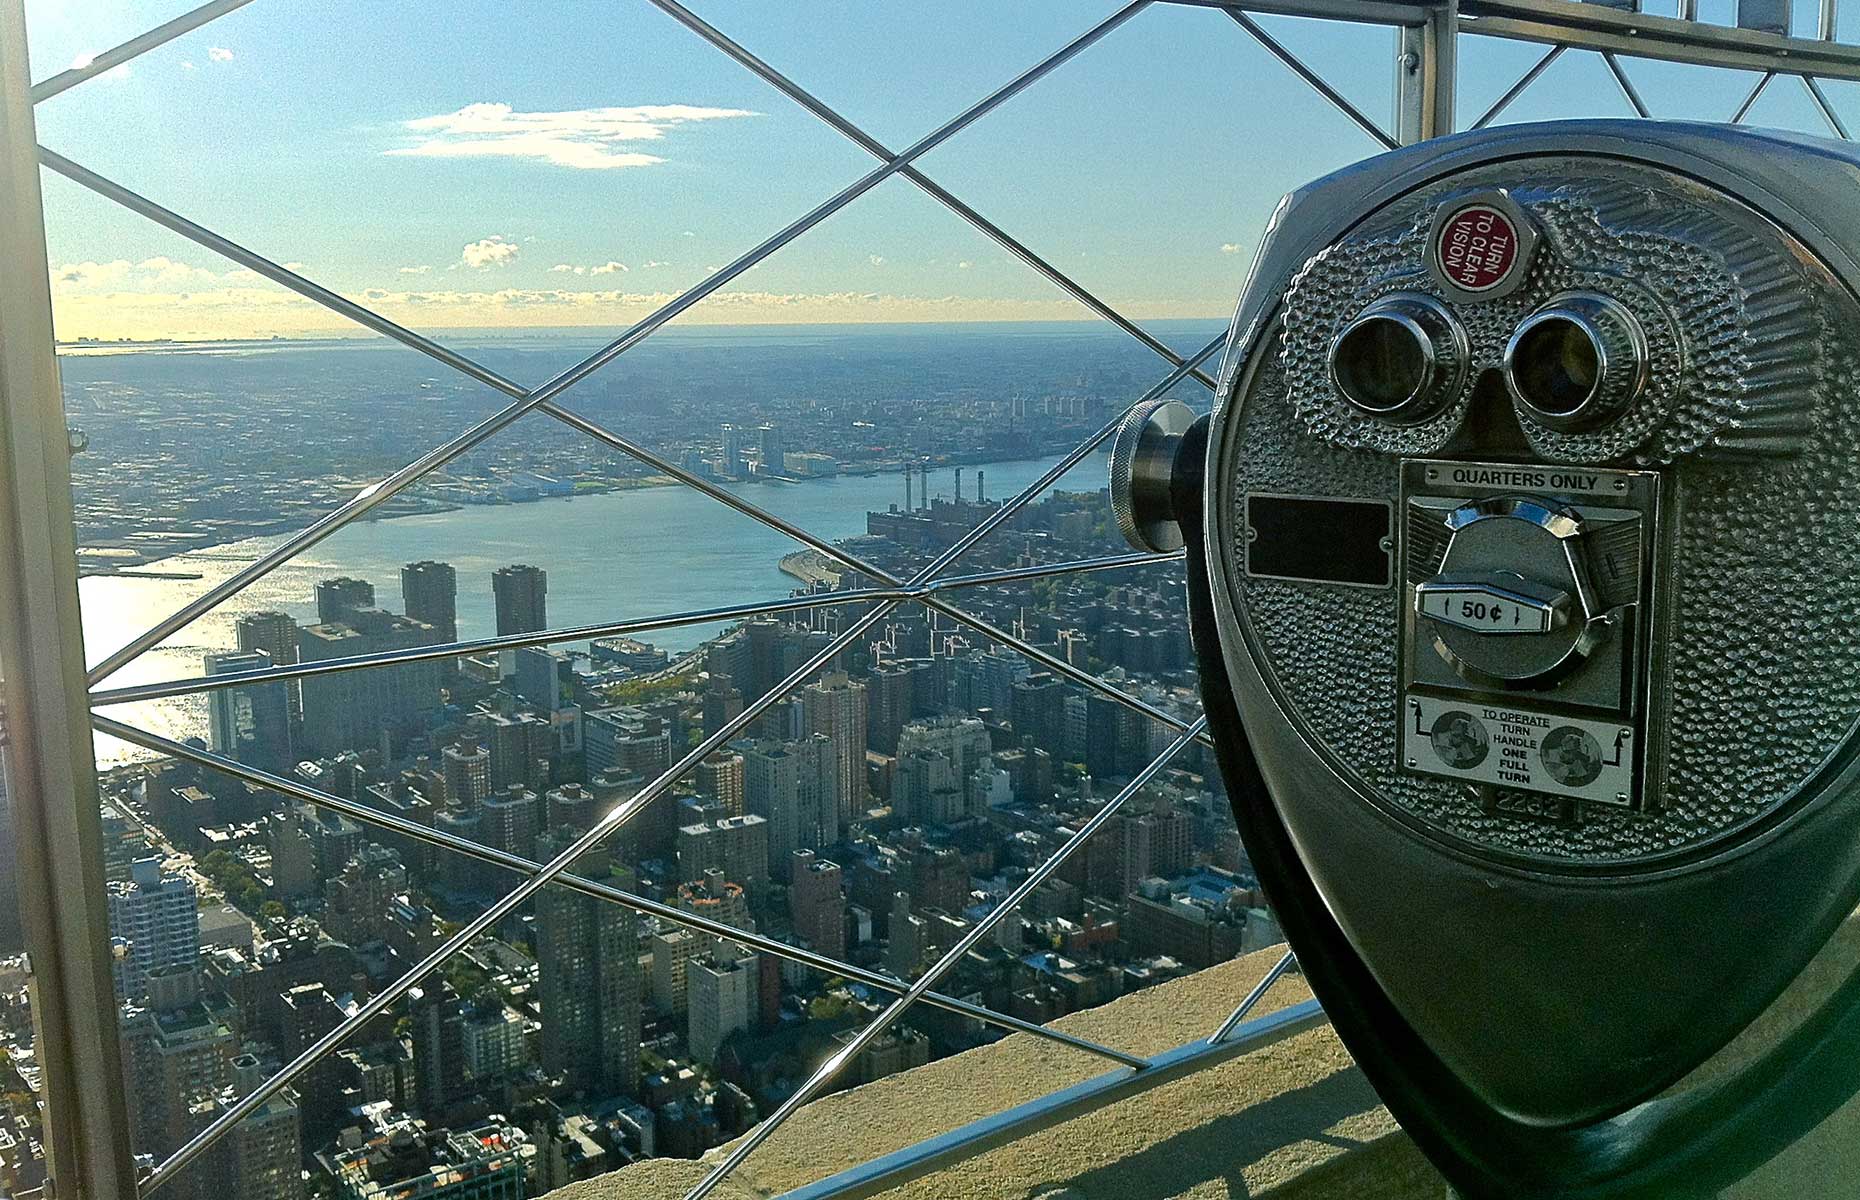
[1434,204,1520,293]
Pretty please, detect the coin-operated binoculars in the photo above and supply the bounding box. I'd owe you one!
[1111,121,1860,1198]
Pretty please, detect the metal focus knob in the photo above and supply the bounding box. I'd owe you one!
[1109,398,1194,552]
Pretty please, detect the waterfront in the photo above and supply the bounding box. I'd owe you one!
[81,451,1105,764]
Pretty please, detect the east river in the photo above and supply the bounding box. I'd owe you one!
[81,453,1103,764]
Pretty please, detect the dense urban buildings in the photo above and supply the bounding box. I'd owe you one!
[43,328,1268,1198]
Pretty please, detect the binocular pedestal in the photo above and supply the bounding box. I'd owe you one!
[1112,119,1860,1199]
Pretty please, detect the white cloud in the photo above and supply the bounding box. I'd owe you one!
[682,230,697,238]
[181,61,197,71]
[207,47,234,62]
[867,255,887,267]
[1220,243,1242,254]
[387,102,758,170]
[398,265,433,275]
[957,261,972,270]
[642,260,670,268]
[461,236,519,270]
[549,261,625,275]
[54,257,239,291]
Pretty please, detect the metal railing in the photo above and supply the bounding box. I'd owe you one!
[4,1,1858,1198]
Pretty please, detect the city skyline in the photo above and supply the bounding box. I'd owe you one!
[65,471,1247,1196]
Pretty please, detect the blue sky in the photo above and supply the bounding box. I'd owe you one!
[24,0,1860,339]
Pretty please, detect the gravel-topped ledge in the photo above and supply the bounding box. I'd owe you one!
[554,946,1447,1200]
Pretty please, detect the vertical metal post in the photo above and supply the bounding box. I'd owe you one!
[1396,0,1458,144]
[0,2,140,1195]
[1822,0,1840,40]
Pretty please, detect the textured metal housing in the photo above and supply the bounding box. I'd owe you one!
[1237,152,1849,867]
[1201,120,1860,1126]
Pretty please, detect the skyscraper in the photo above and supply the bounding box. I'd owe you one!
[583,706,669,777]
[481,784,540,861]
[493,564,547,636]
[535,824,641,1096]
[686,948,756,1063]
[545,782,599,831]
[866,660,931,753]
[744,735,839,866]
[473,711,553,792]
[895,717,993,825]
[515,645,576,709]
[800,672,867,821]
[441,743,490,810]
[757,423,784,475]
[108,857,201,1001]
[323,844,408,945]
[719,423,746,477]
[676,815,769,894]
[204,649,294,774]
[196,1054,304,1200]
[407,980,466,1114]
[789,849,846,960]
[401,560,459,642]
[677,869,753,945]
[314,576,375,625]
[895,747,964,826]
[297,610,444,756]
[651,927,701,1015]
[1009,671,1068,752]
[236,610,301,725]
[119,983,237,1164]
[695,751,745,817]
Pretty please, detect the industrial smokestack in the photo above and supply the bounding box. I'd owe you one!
[977,470,985,503]
[955,467,963,503]
[903,463,912,512]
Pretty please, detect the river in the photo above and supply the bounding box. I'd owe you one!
[81,453,1106,764]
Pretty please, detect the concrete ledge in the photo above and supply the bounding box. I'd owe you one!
[557,947,1445,1200]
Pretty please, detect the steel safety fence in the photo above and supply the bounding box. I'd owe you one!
[5,1,1859,1198]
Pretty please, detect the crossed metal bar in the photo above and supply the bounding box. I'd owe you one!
[37,0,1860,1197]
[1226,10,1402,148]
[68,1,1158,688]
[94,715,1148,1069]
[631,0,1221,392]
[1470,31,1856,137]
[1209,948,1298,1043]
[686,715,1211,1200]
[125,400,1216,1191]
[117,362,1212,1188]
[29,3,1240,1187]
